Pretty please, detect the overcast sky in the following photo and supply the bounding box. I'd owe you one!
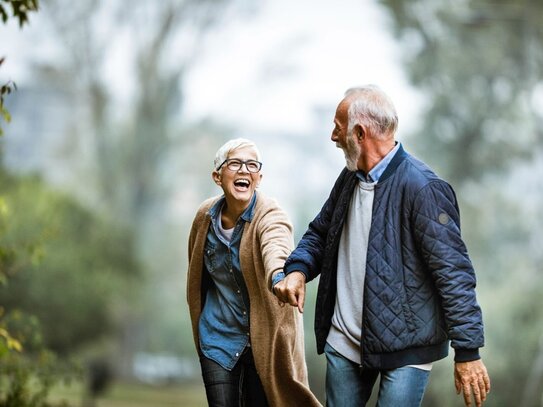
[184,0,422,136]
[1,0,421,137]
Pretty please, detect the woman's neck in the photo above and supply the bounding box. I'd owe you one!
[221,195,252,229]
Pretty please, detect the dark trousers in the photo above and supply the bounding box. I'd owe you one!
[199,348,269,407]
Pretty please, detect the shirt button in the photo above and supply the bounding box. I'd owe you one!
[243,311,246,315]
[235,352,239,357]
[237,290,240,294]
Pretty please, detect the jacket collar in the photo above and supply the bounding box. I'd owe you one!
[377,142,408,183]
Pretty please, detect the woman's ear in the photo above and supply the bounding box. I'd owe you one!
[212,171,222,186]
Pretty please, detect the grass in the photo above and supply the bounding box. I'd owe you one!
[50,381,207,407]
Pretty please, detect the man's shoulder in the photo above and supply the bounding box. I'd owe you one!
[401,154,444,187]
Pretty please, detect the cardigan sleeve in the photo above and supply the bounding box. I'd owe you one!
[257,202,295,292]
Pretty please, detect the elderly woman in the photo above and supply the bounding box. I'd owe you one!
[187,138,321,407]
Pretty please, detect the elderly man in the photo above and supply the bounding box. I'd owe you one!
[273,85,490,407]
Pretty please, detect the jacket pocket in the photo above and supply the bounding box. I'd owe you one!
[398,271,417,333]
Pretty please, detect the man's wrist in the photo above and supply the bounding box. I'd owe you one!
[284,261,309,281]
[454,348,481,362]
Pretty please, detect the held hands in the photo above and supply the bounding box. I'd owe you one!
[273,271,306,313]
[454,359,491,407]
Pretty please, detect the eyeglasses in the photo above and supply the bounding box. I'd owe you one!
[216,159,263,173]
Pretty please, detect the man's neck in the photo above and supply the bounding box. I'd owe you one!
[359,139,396,174]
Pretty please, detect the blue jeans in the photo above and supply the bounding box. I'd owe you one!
[199,348,269,407]
[324,342,430,407]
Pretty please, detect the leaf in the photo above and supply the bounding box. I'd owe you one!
[0,6,7,24]
[1,106,12,123]
[8,337,23,352]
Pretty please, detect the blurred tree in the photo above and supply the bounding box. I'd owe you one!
[378,0,543,405]
[379,0,543,182]
[0,171,139,355]
[36,0,252,233]
[16,0,259,374]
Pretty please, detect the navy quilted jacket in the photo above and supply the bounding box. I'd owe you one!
[285,145,484,369]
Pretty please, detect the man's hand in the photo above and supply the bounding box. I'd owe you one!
[273,271,306,313]
[454,359,491,407]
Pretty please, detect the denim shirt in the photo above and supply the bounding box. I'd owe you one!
[198,193,257,370]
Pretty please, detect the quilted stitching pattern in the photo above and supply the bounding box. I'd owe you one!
[285,151,484,368]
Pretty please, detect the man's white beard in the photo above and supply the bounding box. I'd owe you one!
[343,136,360,171]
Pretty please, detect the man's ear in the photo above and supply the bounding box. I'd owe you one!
[354,124,366,142]
[212,171,222,185]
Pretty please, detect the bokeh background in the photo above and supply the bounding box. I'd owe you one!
[1,0,542,406]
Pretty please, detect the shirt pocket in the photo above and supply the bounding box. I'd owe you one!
[204,242,217,273]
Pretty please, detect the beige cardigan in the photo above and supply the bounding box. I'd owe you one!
[187,193,321,407]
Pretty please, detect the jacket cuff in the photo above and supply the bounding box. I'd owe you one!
[454,349,481,362]
[284,261,309,281]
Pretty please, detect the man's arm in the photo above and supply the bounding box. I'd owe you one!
[274,168,352,308]
[283,167,352,282]
[412,180,490,406]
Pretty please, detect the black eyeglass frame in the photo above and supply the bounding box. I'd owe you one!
[216,158,263,173]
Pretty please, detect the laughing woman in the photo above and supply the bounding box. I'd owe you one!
[187,138,321,407]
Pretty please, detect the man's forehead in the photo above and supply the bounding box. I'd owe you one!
[335,99,350,121]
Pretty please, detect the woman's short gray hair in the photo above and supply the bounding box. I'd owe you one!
[214,138,262,171]
[345,85,398,138]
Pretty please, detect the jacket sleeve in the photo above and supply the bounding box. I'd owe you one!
[412,180,484,362]
[284,168,350,282]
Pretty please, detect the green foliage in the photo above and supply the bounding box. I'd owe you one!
[0,171,140,355]
[0,0,39,136]
[0,59,16,137]
[0,352,77,407]
[0,0,39,26]
[0,169,139,404]
[0,309,79,407]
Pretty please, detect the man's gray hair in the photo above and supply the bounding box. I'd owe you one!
[345,85,398,138]
[214,138,262,170]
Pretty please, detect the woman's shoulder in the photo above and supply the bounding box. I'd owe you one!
[254,193,292,224]
[193,195,221,221]
[255,192,283,212]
